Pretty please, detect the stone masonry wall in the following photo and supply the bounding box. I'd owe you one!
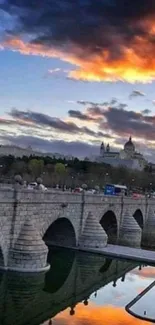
[0,187,154,272]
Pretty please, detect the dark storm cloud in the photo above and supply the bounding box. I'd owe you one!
[77,101,108,107]
[71,99,155,141]
[68,109,97,121]
[9,108,106,138]
[2,1,155,82]
[1,0,155,58]
[100,106,155,141]
[142,109,151,115]
[129,90,146,99]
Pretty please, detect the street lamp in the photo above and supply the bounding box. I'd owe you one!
[131,178,135,191]
[150,182,152,195]
[105,172,109,185]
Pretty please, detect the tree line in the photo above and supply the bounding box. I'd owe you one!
[0,154,154,191]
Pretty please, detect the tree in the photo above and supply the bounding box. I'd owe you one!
[11,161,27,175]
[55,163,66,174]
[55,163,66,186]
[28,159,44,178]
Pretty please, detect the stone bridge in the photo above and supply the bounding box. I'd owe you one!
[0,187,154,272]
[0,250,137,325]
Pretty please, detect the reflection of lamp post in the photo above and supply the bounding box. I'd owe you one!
[121,274,126,282]
[70,306,75,316]
[113,280,117,287]
[83,299,89,306]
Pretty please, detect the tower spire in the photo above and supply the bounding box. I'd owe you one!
[100,142,105,156]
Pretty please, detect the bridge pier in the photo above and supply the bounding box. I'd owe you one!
[8,219,50,273]
[118,209,142,248]
[79,212,108,249]
[142,208,155,249]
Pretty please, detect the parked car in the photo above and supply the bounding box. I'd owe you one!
[132,193,144,199]
[27,182,37,190]
[74,187,83,193]
[27,182,48,191]
[38,184,48,191]
[87,189,96,194]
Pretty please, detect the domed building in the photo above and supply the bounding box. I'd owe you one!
[120,136,135,159]
[124,136,135,154]
[94,136,147,170]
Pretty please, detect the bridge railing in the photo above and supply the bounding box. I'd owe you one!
[0,187,154,206]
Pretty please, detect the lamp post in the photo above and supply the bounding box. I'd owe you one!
[0,165,3,182]
[105,172,109,185]
[131,178,135,193]
[150,182,152,197]
[91,179,94,189]
[71,176,74,191]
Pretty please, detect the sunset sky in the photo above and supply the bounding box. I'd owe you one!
[1,1,155,159]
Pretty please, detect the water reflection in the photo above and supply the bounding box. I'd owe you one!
[0,248,154,325]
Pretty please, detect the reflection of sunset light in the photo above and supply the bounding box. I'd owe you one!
[53,302,148,325]
[137,287,146,294]
[132,267,155,279]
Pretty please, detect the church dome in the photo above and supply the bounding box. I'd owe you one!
[124,136,135,152]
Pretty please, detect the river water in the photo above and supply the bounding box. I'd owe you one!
[0,248,154,325]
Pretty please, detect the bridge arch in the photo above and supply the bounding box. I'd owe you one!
[100,210,118,244]
[43,218,77,248]
[133,209,144,229]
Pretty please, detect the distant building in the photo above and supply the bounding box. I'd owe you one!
[0,145,74,160]
[90,137,147,170]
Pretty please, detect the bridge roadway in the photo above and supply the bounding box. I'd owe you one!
[0,187,154,272]
[0,250,137,325]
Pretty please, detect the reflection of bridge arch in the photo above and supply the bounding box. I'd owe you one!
[0,252,136,325]
[43,218,76,248]
[100,211,118,244]
[0,247,4,269]
[99,258,112,273]
[44,248,75,294]
[0,233,7,269]
[133,209,144,229]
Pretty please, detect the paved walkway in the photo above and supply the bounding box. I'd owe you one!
[79,244,155,264]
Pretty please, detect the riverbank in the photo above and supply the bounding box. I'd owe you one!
[79,244,155,265]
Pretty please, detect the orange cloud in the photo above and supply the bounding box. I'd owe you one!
[2,33,155,83]
[54,303,147,325]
